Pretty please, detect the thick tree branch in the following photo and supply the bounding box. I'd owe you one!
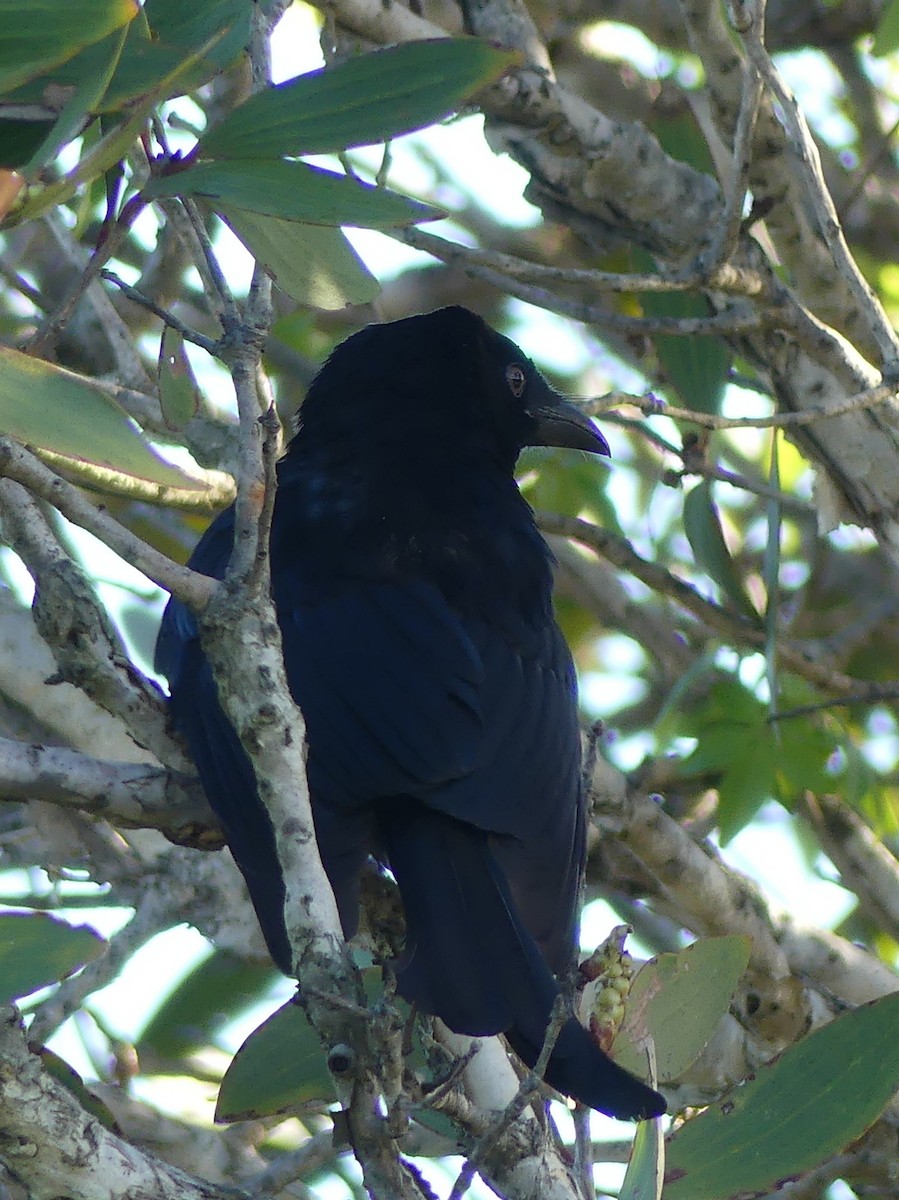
[0,1007,232,1200]
[0,737,211,837]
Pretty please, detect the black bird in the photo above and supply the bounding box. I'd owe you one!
[155,306,665,1121]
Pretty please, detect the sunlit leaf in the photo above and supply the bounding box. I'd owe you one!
[873,0,899,55]
[19,24,129,177]
[0,0,137,94]
[0,346,203,489]
[215,996,333,1121]
[612,937,751,1083]
[221,208,380,308]
[620,1113,664,1200]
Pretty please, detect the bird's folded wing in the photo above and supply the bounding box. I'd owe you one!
[279,577,581,839]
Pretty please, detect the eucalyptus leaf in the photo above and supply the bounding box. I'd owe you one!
[612,936,751,1084]
[665,992,899,1200]
[221,208,380,308]
[144,159,440,228]
[0,911,106,1004]
[0,0,136,95]
[683,481,758,622]
[200,39,518,159]
[0,346,203,489]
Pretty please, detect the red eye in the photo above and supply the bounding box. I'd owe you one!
[506,363,526,397]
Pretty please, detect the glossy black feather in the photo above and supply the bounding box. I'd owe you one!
[155,306,665,1121]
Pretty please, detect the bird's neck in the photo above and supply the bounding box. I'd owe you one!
[274,449,555,629]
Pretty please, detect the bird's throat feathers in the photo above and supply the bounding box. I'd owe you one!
[275,441,555,630]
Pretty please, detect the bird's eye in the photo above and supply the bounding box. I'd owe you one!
[506,363,526,397]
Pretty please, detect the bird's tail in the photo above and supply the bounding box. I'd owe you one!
[378,800,665,1121]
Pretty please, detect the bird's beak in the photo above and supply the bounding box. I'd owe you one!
[528,395,611,456]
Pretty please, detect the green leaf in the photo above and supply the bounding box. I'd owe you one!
[40,1048,120,1130]
[221,208,380,308]
[200,39,518,159]
[648,295,730,415]
[6,0,250,114]
[0,346,203,489]
[620,1114,665,1200]
[216,996,333,1122]
[0,0,137,95]
[874,0,899,55]
[664,991,899,1200]
[157,326,201,430]
[763,431,782,713]
[20,24,129,177]
[137,949,280,1066]
[683,481,758,622]
[144,159,441,228]
[0,911,106,1004]
[612,937,751,1084]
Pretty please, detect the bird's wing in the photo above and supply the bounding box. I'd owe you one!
[278,576,581,838]
[279,576,585,972]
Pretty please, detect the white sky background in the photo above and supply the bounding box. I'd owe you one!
[0,11,884,1196]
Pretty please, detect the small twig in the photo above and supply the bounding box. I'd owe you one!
[571,1105,594,1200]
[247,1131,334,1199]
[100,270,220,354]
[27,206,138,357]
[398,217,769,298]
[677,461,814,514]
[448,996,569,1200]
[535,508,865,697]
[695,59,763,276]
[769,683,899,721]
[27,887,181,1046]
[590,382,898,431]
[394,229,762,335]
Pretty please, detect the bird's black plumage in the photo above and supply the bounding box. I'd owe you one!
[155,306,665,1121]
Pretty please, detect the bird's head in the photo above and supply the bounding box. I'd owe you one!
[293,306,610,474]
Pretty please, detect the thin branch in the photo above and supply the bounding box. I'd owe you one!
[396,226,767,298]
[695,59,764,276]
[535,509,863,696]
[0,480,190,769]
[27,888,182,1046]
[590,382,899,430]
[0,1006,233,1200]
[394,227,763,334]
[100,270,220,355]
[448,997,569,1200]
[799,792,899,941]
[0,438,216,610]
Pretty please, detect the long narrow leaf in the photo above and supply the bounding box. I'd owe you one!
[144,159,440,228]
[200,40,518,159]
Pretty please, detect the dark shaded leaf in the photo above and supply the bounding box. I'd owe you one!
[683,481,758,622]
